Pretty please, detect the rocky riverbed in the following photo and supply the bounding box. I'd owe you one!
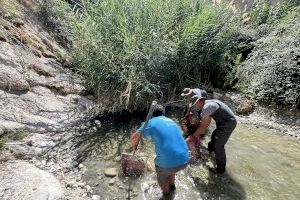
[0,1,299,199]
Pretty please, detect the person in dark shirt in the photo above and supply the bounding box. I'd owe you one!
[182,88,237,174]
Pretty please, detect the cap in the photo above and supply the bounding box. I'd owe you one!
[181,88,207,105]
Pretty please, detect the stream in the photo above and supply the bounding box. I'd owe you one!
[75,110,300,200]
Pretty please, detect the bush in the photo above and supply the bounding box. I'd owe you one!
[69,0,241,110]
[37,0,72,48]
[237,5,300,108]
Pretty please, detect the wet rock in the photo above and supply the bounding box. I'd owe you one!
[104,168,118,177]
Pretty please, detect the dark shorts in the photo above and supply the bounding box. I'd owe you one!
[155,164,187,184]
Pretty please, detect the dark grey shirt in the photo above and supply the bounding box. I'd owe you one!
[201,99,236,128]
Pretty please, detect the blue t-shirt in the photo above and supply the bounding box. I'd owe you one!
[137,116,189,168]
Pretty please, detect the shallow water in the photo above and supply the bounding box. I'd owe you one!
[79,116,300,200]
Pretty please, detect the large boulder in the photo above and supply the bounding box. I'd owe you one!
[0,160,64,200]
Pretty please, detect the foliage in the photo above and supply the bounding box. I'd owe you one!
[69,0,241,110]
[250,0,271,25]
[37,0,72,48]
[237,5,300,108]
[250,0,299,26]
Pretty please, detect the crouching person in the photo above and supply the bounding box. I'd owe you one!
[131,104,189,198]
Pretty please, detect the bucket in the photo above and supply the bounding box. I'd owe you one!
[121,153,145,177]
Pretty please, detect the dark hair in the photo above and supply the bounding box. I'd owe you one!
[152,104,165,117]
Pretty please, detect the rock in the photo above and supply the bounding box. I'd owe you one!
[236,99,255,115]
[104,168,118,177]
[48,81,86,95]
[0,160,64,200]
[41,160,47,166]
[66,180,76,188]
[109,178,116,186]
[0,65,30,92]
[92,195,101,200]
[0,35,7,42]
[72,184,78,189]
[114,156,121,162]
[29,63,55,77]
[85,185,92,193]
[13,19,25,27]
[94,120,101,127]
[77,182,85,188]
[82,193,88,198]
[78,163,85,169]
[42,51,57,59]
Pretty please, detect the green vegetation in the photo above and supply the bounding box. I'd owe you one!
[65,0,242,110]
[238,3,300,108]
[38,0,299,110]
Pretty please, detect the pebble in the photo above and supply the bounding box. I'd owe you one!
[66,180,76,188]
[94,120,101,127]
[85,185,92,193]
[82,193,88,197]
[109,178,116,186]
[78,163,85,169]
[104,168,118,177]
[92,195,101,200]
[114,156,121,162]
[41,160,47,166]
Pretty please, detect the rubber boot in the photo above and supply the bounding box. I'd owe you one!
[209,163,226,174]
[169,184,176,192]
[207,141,214,153]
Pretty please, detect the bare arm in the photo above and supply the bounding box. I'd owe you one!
[130,131,141,151]
[192,116,211,138]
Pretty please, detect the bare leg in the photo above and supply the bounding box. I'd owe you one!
[168,174,175,185]
[159,182,170,194]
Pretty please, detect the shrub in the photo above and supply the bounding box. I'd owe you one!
[37,0,72,48]
[69,0,241,110]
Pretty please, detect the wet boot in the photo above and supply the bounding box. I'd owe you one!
[207,141,215,153]
[169,184,176,192]
[209,163,226,174]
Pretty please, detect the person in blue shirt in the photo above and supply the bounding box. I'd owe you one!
[131,104,189,197]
